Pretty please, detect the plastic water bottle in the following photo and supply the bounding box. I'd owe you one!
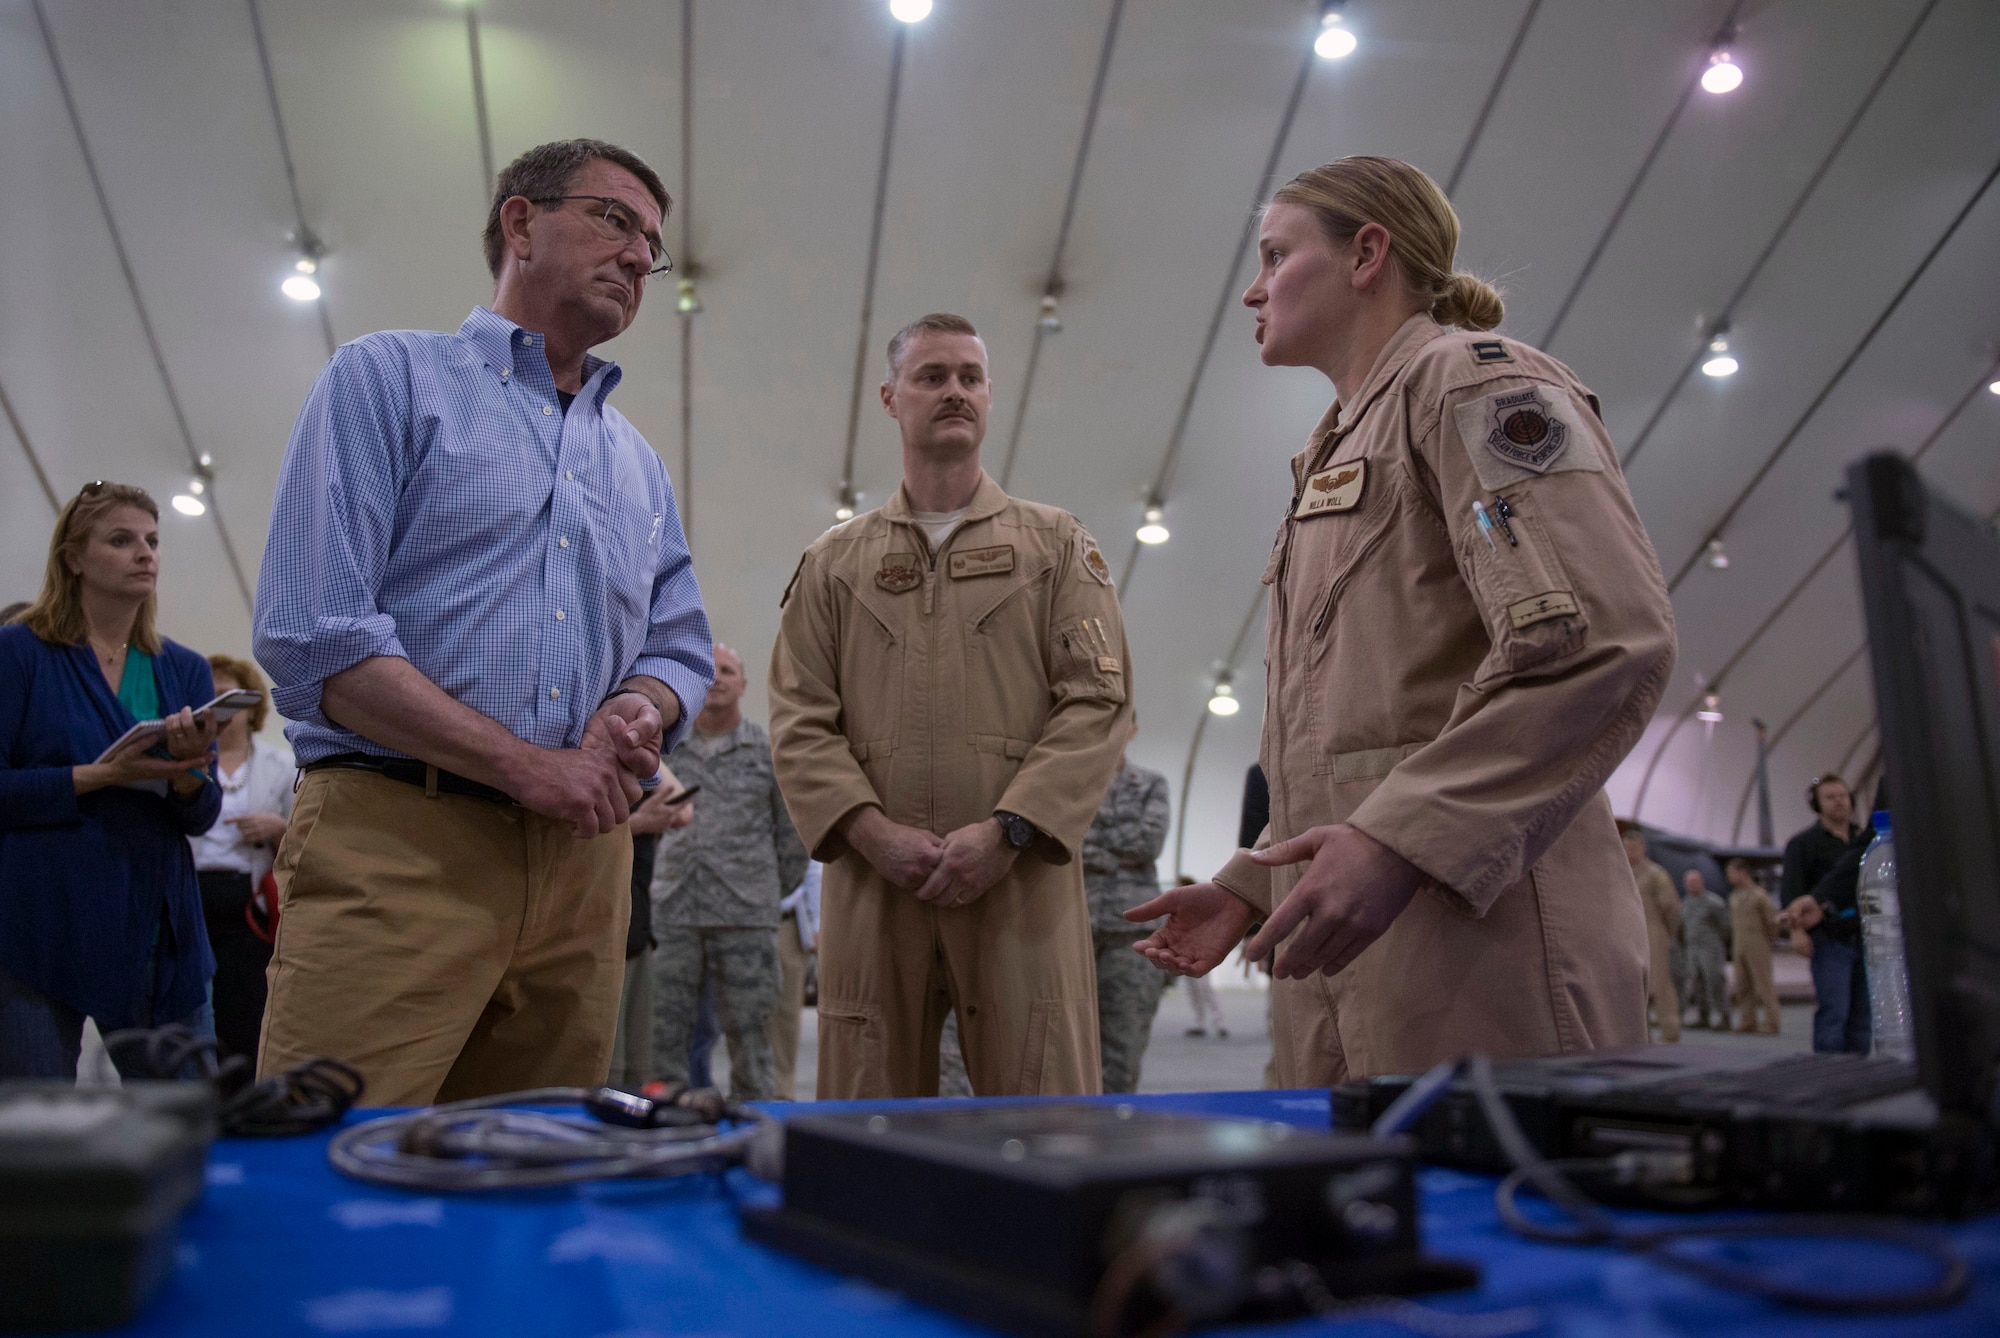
[1857,810,1914,1062]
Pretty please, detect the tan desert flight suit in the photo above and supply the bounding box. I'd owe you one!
[1214,314,1674,1085]
[1635,857,1683,1043]
[1729,882,1782,1033]
[769,473,1132,1098]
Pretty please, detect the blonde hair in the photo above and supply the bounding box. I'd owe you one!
[23,482,163,655]
[206,654,270,733]
[1269,156,1503,331]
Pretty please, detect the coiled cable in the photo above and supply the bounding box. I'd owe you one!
[100,1024,363,1137]
[327,1084,777,1191]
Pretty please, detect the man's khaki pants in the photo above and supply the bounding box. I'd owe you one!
[767,912,811,1100]
[815,853,1100,1099]
[257,770,631,1106]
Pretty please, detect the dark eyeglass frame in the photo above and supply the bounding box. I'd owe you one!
[529,195,672,276]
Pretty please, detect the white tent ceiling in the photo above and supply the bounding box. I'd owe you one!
[3,0,1996,878]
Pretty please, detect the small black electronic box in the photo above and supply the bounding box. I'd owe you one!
[743,1102,1471,1336]
[0,1081,215,1330]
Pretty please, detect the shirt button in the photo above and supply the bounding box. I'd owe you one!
[565,470,574,481]
[549,688,561,700]
[499,369,509,379]
[559,536,570,549]
[543,404,554,416]
[555,610,565,622]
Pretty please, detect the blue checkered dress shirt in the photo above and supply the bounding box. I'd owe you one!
[254,307,713,767]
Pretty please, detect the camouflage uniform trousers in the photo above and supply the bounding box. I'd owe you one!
[1686,945,1731,1027]
[650,925,781,1101]
[1094,929,1167,1095]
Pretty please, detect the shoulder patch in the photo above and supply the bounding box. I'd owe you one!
[1077,529,1113,586]
[1450,383,1605,492]
[1469,339,1512,365]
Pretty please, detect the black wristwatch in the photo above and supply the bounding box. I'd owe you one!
[993,811,1038,851]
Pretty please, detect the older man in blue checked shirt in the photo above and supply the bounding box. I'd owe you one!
[252,139,713,1105]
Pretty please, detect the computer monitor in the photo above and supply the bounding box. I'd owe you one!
[1848,452,2000,1126]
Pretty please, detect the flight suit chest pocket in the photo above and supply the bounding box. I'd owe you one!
[1297,461,1402,640]
[964,567,1055,741]
[1457,495,1588,683]
[837,578,908,750]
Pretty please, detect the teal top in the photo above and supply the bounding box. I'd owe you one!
[116,647,160,722]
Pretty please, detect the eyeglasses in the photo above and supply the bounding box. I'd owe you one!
[530,195,672,276]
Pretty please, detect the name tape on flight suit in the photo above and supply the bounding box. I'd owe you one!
[877,552,922,593]
[1508,590,1580,630]
[947,545,1015,579]
[1294,460,1366,519]
[1450,384,1604,492]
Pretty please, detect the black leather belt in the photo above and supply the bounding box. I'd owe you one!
[302,752,516,805]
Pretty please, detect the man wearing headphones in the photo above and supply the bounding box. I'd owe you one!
[1778,775,1869,1052]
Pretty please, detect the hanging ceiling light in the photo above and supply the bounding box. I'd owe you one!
[1696,691,1724,724]
[1988,379,2000,396]
[188,478,205,497]
[1314,7,1357,60]
[1135,505,1169,546]
[1207,667,1240,717]
[676,278,703,315]
[282,233,325,302]
[1700,332,1738,378]
[889,0,932,23]
[1703,537,1729,569]
[1037,294,1062,333]
[1701,48,1743,95]
[171,493,206,517]
[834,487,858,523]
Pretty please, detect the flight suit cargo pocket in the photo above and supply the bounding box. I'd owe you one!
[1459,502,1588,684]
[850,737,895,796]
[816,1000,888,1099]
[970,735,1030,760]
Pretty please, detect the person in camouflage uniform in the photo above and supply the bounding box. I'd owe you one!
[651,646,809,1100]
[1681,868,1732,1030]
[1082,735,1172,1094]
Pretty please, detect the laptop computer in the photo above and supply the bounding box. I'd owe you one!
[1331,452,2000,1217]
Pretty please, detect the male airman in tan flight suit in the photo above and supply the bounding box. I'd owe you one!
[769,313,1132,1099]
[1132,159,1673,1085]
[1625,826,1683,1043]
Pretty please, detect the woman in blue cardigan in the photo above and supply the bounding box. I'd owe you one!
[0,482,222,1078]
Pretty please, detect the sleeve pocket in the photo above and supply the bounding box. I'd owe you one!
[1459,503,1588,684]
[1052,615,1127,703]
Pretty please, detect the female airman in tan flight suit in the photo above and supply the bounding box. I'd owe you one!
[1130,157,1675,1084]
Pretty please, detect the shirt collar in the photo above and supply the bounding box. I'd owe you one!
[459,307,623,410]
[1320,313,1444,445]
[883,471,1009,524]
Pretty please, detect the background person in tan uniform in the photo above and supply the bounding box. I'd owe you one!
[769,313,1132,1099]
[1624,825,1682,1043]
[1129,158,1673,1085]
[1725,857,1782,1034]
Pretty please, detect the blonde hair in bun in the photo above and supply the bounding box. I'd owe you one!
[1269,156,1504,332]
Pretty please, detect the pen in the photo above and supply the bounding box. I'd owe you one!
[1492,497,1520,546]
[1471,501,1499,551]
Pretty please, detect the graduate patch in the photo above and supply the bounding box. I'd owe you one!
[1451,384,1602,492]
[947,545,1015,579]
[876,553,921,594]
[1483,389,1569,472]
[1294,460,1366,518]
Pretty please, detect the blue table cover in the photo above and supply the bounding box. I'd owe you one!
[103,1089,1999,1337]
